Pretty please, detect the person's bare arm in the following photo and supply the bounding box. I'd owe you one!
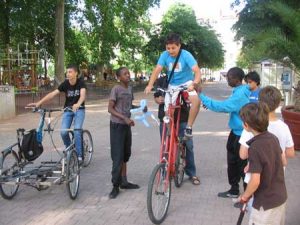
[239,145,249,160]
[27,89,60,107]
[192,65,201,84]
[285,146,295,158]
[72,88,86,111]
[108,100,134,126]
[240,173,260,201]
[144,65,163,94]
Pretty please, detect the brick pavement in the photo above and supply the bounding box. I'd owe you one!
[0,82,299,225]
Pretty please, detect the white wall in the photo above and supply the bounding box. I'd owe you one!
[0,86,15,120]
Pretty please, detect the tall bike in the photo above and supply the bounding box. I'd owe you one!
[147,86,188,224]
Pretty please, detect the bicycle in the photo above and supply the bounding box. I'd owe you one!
[147,86,189,224]
[0,107,92,200]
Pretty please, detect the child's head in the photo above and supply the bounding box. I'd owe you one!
[226,67,245,87]
[66,64,79,79]
[116,67,130,84]
[165,33,181,57]
[240,102,269,133]
[259,86,282,112]
[245,71,260,90]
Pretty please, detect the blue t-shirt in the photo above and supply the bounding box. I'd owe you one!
[157,49,197,85]
[249,88,261,103]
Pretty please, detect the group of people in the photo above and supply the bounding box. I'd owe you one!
[27,33,295,225]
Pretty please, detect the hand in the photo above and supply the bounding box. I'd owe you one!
[26,102,40,108]
[124,117,135,126]
[72,103,80,112]
[143,106,148,113]
[144,85,153,94]
[237,194,250,204]
[195,83,202,93]
[187,83,195,92]
[244,163,250,173]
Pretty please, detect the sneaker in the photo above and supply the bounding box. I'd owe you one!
[184,127,193,138]
[233,201,243,209]
[120,182,140,189]
[78,157,83,165]
[217,190,239,198]
[109,186,119,199]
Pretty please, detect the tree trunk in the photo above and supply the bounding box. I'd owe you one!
[54,0,65,84]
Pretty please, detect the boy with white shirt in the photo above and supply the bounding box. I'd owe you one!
[237,86,295,211]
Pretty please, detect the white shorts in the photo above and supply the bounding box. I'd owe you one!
[164,80,197,111]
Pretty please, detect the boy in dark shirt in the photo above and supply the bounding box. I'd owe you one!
[238,102,287,224]
[27,64,86,163]
[108,67,140,199]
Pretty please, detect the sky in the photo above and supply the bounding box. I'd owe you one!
[149,0,242,71]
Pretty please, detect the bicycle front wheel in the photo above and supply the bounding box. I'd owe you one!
[82,130,93,167]
[66,149,80,200]
[0,150,20,199]
[147,163,171,224]
[174,143,185,188]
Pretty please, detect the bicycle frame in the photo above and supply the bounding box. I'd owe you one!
[159,90,186,189]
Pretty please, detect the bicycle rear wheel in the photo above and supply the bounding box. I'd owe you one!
[82,130,93,167]
[66,149,80,200]
[0,150,20,199]
[174,143,185,188]
[147,163,171,224]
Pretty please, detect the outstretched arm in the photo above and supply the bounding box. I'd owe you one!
[27,89,60,108]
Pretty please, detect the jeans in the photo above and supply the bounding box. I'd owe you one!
[61,109,85,157]
[159,122,196,177]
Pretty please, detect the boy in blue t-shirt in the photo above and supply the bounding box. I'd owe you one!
[245,71,261,103]
[144,33,201,138]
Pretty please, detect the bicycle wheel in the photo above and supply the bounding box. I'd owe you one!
[174,143,185,188]
[66,149,80,200]
[0,150,20,199]
[82,130,93,167]
[147,163,171,224]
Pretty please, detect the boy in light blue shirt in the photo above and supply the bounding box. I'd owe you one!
[245,71,261,103]
[145,33,201,138]
[199,67,251,198]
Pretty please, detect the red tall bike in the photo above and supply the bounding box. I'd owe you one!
[147,86,189,224]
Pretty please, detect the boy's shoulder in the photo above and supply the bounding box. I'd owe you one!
[269,119,289,131]
[247,131,279,149]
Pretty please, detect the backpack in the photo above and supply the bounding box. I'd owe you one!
[20,129,43,161]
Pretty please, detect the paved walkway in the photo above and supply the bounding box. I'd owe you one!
[0,82,299,225]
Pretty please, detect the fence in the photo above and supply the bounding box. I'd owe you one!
[15,82,147,115]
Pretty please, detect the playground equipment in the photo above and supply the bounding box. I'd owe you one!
[0,42,48,92]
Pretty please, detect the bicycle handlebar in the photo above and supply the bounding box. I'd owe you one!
[157,85,187,94]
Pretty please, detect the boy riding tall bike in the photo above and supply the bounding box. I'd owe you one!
[144,33,201,138]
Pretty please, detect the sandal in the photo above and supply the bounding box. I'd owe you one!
[190,176,200,185]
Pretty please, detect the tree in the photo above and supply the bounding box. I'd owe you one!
[145,4,224,69]
[233,0,300,110]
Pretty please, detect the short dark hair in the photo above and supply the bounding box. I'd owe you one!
[67,64,79,74]
[227,67,245,81]
[245,71,261,85]
[240,102,269,132]
[115,67,128,77]
[259,86,282,111]
[165,33,181,45]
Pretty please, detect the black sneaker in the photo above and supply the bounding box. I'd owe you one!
[109,186,119,199]
[217,190,239,198]
[120,182,140,189]
[184,127,193,138]
[233,201,243,209]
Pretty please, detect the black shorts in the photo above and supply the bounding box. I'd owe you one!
[110,121,132,163]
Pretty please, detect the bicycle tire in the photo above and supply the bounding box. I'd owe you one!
[0,150,20,199]
[82,130,93,167]
[66,149,80,200]
[147,163,171,224]
[174,143,185,188]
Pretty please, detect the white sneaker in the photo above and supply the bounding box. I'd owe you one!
[78,157,83,164]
